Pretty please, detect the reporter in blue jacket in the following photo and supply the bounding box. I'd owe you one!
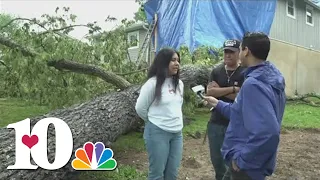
[203,32,286,180]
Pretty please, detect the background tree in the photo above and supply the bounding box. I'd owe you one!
[134,0,148,22]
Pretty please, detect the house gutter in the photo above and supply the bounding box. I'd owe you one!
[304,0,320,11]
[142,23,148,30]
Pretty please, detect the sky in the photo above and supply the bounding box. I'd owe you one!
[0,0,140,40]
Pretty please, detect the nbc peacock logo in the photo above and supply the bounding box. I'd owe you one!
[71,141,117,170]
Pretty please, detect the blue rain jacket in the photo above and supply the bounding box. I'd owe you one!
[216,61,286,180]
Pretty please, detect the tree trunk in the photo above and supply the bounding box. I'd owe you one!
[0,65,211,180]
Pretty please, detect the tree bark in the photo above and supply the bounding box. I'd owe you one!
[0,64,211,180]
[0,36,38,57]
[47,59,132,90]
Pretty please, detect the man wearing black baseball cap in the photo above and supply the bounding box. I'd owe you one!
[206,39,246,180]
[203,32,286,180]
[223,39,241,51]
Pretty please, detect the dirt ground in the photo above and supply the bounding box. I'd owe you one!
[115,129,320,180]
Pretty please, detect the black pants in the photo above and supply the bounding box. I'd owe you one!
[230,168,252,180]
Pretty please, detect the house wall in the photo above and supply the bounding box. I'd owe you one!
[127,30,140,62]
[270,0,320,51]
[127,46,138,62]
[127,28,155,65]
[268,38,320,96]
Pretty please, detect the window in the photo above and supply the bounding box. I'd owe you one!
[127,31,139,49]
[306,5,314,26]
[286,0,295,19]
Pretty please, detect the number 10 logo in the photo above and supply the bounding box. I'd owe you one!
[7,118,73,170]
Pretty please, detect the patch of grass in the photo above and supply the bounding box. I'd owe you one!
[0,98,51,127]
[182,103,320,135]
[283,103,320,129]
[79,165,147,180]
[183,108,210,135]
[112,132,145,152]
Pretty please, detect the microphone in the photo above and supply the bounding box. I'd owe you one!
[190,83,205,99]
[190,83,215,111]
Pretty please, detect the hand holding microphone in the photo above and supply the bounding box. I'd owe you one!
[202,96,219,108]
[190,83,205,99]
[190,83,219,110]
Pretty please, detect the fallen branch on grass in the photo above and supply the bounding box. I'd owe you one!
[287,93,320,107]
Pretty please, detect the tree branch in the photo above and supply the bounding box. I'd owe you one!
[47,59,132,89]
[0,17,99,37]
[116,68,148,76]
[38,24,95,35]
[0,18,46,31]
[287,93,320,107]
[0,37,132,89]
[0,60,11,71]
[0,36,38,57]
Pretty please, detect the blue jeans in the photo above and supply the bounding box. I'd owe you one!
[143,121,183,180]
[207,122,231,180]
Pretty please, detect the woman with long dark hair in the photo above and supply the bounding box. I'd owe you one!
[135,47,184,180]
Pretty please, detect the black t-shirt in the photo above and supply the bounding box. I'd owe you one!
[208,63,246,126]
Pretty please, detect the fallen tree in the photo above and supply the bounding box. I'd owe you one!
[0,11,217,179]
[0,60,211,179]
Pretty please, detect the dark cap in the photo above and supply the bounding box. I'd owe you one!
[223,39,240,52]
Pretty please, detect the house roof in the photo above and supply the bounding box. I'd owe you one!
[125,22,148,32]
[305,0,320,10]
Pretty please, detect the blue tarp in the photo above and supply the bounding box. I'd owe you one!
[144,0,277,53]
